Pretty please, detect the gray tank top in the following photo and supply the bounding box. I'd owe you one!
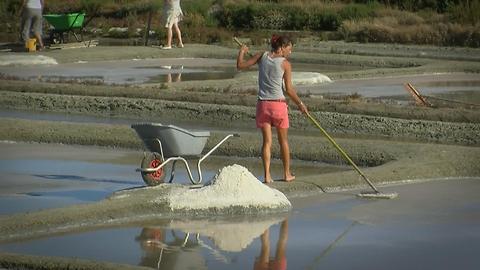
[258,52,286,100]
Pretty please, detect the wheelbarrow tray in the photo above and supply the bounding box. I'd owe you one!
[43,13,85,31]
[132,123,210,158]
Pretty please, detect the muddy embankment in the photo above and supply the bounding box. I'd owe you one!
[1,80,479,146]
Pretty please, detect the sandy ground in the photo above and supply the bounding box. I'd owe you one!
[0,43,479,269]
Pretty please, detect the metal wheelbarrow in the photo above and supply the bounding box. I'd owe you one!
[132,123,238,186]
[43,12,85,44]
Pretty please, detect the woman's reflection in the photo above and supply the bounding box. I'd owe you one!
[163,65,183,83]
[254,219,288,270]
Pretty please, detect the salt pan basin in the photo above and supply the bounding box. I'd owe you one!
[162,164,291,213]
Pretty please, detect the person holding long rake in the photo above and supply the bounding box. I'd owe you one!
[237,35,308,183]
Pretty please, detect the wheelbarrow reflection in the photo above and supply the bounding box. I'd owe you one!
[135,216,288,269]
[136,227,228,269]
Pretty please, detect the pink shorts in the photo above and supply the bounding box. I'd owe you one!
[256,100,289,129]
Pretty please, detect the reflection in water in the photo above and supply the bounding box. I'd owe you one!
[136,228,207,269]
[146,66,237,84]
[305,221,357,269]
[254,219,288,270]
[135,215,288,269]
[161,65,183,83]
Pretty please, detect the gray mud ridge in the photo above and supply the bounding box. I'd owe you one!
[1,91,479,146]
[0,117,394,166]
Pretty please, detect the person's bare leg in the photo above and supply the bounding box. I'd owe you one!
[277,128,295,181]
[173,22,183,47]
[275,220,288,260]
[165,26,173,47]
[261,125,273,183]
[34,32,44,49]
[259,229,270,264]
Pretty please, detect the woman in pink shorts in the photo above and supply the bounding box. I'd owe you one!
[237,35,308,183]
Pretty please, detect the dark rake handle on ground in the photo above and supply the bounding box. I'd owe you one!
[305,112,380,193]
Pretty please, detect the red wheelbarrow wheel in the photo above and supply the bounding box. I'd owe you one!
[141,153,166,186]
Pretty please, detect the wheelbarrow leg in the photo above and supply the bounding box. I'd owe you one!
[169,160,177,183]
[192,133,239,185]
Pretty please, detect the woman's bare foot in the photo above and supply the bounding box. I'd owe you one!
[264,177,273,184]
[284,175,295,182]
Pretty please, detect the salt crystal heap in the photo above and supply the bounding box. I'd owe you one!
[293,72,332,85]
[165,164,291,213]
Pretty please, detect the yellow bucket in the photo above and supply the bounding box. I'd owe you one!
[26,38,37,52]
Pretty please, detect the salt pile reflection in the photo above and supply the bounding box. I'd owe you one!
[136,215,287,269]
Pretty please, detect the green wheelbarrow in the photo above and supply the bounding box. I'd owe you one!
[43,12,85,44]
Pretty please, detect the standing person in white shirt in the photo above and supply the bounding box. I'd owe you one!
[20,0,45,50]
[162,0,184,49]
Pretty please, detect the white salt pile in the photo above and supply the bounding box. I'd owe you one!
[0,55,58,66]
[236,71,331,86]
[293,72,332,85]
[164,164,291,211]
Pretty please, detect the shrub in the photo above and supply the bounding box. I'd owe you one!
[409,24,442,45]
[375,8,424,25]
[182,0,217,27]
[284,6,309,30]
[447,0,480,25]
[181,26,232,45]
[339,3,377,20]
[183,12,207,28]
[216,3,257,29]
[253,9,287,30]
[442,23,480,47]
[216,1,342,31]
[308,9,342,31]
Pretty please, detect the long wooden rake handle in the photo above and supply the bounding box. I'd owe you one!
[233,37,253,57]
[306,112,380,193]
